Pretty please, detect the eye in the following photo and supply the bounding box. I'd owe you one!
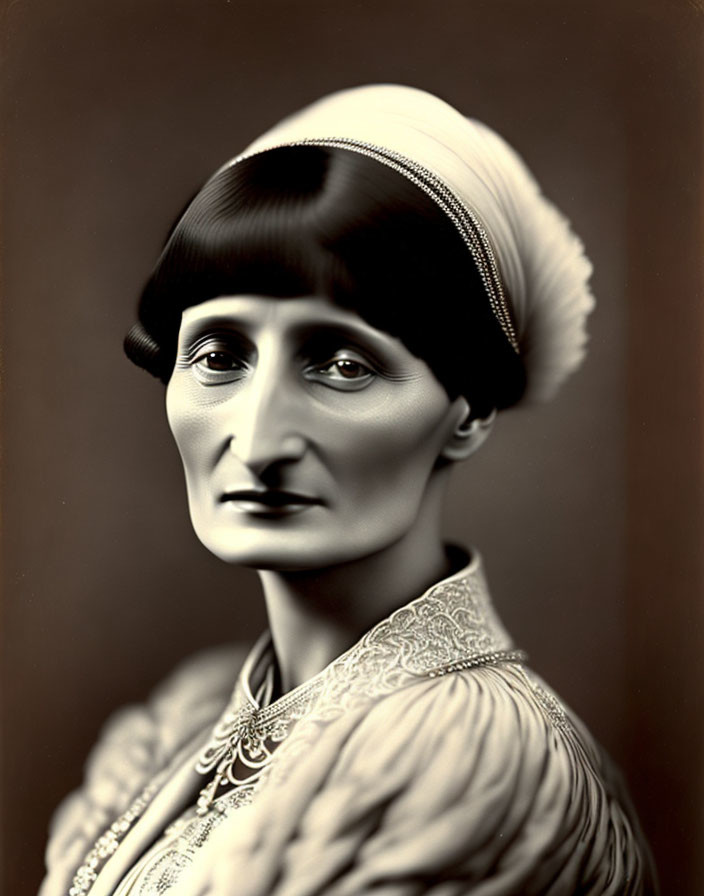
[323,359,369,379]
[190,345,248,384]
[199,350,241,371]
[306,354,376,391]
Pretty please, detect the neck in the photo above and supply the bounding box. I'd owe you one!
[258,486,453,693]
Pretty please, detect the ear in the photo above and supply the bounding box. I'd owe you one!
[440,399,496,462]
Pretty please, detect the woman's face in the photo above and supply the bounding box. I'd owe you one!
[166,295,466,570]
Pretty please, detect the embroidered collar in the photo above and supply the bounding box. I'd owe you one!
[194,549,524,813]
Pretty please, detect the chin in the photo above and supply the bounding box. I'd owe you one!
[192,518,401,573]
[193,523,347,571]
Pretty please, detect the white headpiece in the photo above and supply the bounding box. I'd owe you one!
[225,84,595,402]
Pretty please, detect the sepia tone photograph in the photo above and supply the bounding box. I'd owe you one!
[2,1,702,894]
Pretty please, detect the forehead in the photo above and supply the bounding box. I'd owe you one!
[178,294,406,352]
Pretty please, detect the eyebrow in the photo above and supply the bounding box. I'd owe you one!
[291,322,400,359]
[178,312,403,359]
[175,318,254,354]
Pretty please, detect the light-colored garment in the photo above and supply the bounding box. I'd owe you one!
[41,553,656,896]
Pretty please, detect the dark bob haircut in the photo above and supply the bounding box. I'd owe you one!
[125,145,526,417]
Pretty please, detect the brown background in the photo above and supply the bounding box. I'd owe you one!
[2,1,703,893]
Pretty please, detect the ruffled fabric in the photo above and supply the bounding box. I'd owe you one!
[176,665,653,896]
[232,84,595,402]
[39,646,246,896]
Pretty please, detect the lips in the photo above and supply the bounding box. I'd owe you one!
[220,489,322,515]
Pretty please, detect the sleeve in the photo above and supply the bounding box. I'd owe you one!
[180,664,655,896]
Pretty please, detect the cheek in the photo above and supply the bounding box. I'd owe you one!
[326,389,452,497]
[165,381,217,482]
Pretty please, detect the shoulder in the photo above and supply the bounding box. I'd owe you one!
[275,663,654,894]
[85,642,247,801]
[40,643,248,896]
[331,661,575,784]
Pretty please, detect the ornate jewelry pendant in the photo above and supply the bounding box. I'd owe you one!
[194,703,282,816]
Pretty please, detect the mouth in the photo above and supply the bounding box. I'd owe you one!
[220,489,322,515]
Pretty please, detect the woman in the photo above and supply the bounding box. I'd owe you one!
[41,85,656,895]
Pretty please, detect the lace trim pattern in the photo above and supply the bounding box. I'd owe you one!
[68,771,170,896]
[191,562,519,813]
[195,564,513,781]
[133,788,256,895]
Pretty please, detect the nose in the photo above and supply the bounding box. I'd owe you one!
[227,364,307,478]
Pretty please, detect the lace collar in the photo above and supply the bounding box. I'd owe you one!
[194,548,525,812]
